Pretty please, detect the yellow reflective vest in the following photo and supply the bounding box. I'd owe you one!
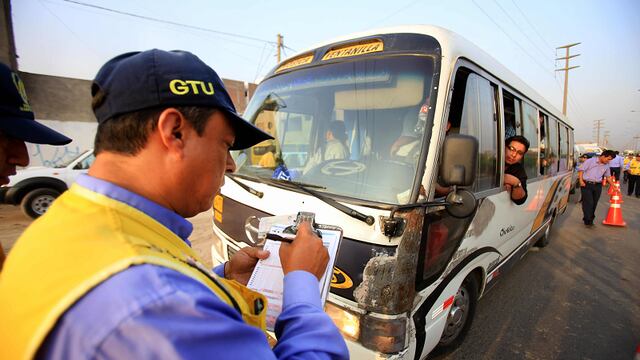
[628,159,640,175]
[0,184,266,359]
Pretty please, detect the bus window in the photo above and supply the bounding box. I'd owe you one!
[559,124,568,172]
[539,112,547,176]
[502,90,522,138]
[521,101,539,178]
[547,117,559,175]
[447,70,499,192]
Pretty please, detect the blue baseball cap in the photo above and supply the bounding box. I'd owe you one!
[0,63,72,145]
[92,49,272,150]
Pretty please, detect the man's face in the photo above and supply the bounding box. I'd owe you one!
[599,155,613,164]
[505,141,526,165]
[0,131,29,185]
[178,111,236,217]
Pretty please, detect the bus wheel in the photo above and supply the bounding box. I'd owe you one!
[435,275,478,352]
[535,214,555,248]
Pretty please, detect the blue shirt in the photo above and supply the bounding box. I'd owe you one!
[39,174,348,359]
[609,155,624,168]
[578,157,611,182]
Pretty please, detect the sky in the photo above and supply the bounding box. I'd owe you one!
[10,0,640,149]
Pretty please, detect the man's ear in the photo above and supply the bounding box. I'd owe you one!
[156,108,188,151]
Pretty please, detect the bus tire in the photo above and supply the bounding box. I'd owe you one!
[21,188,60,219]
[432,275,479,355]
[535,214,555,248]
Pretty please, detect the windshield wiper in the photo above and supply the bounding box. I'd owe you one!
[266,178,375,226]
[226,173,263,198]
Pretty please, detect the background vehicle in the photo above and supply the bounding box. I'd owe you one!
[0,149,94,218]
[211,26,574,359]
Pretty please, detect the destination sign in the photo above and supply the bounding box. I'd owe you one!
[322,40,384,60]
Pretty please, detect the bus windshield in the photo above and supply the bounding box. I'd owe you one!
[234,55,437,204]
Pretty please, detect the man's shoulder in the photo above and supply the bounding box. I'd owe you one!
[44,264,230,351]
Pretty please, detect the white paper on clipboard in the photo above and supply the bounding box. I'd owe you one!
[246,222,342,331]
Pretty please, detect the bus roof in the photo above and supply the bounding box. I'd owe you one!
[277,25,571,129]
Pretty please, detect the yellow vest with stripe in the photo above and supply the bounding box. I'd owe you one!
[629,159,640,175]
[0,184,266,359]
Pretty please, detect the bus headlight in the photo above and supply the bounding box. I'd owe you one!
[325,302,407,354]
[360,313,407,354]
[325,302,361,341]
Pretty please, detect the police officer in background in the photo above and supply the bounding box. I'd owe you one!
[0,50,348,359]
[0,62,71,270]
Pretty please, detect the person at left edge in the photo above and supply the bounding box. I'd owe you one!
[0,50,349,359]
[0,62,71,271]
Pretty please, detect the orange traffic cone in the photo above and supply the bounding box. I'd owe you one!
[602,193,626,226]
[607,180,621,196]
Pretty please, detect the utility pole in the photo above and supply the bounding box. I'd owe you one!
[555,42,581,116]
[276,34,283,63]
[593,119,605,146]
[602,131,610,148]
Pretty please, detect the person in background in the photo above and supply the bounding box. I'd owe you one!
[504,135,530,205]
[577,149,617,226]
[303,120,349,173]
[323,120,349,160]
[625,153,640,198]
[0,62,71,270]
[608,150,624,181]
[0,50,348,359]
[623,153,633,184]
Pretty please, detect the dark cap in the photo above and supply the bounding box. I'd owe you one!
[0,63,71,145]
[92,49,272,150]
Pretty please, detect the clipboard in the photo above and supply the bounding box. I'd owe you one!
[246,217,343,331]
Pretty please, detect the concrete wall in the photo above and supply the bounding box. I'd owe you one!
[18,72,257,167]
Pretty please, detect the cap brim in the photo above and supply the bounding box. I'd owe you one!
[0,117,72,145]
[224,111,273,150]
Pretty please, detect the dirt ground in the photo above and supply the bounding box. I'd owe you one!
[0,204,217,268]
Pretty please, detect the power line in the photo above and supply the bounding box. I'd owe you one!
[61,0,288,49]
[471,0,555,78]
[37,0,106,58]
[367,0,423,28]
[491,0,552,62]
[509,0,555,52]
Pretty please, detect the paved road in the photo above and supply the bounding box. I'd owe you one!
[2,185,639,360]
[0,205,216,269]
[433,188,640,360]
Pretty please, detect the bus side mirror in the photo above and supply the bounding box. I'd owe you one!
[439,134,478,186]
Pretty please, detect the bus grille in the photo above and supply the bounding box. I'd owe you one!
[227,246,238,260]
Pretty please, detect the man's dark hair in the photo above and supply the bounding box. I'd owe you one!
[94,106,216,155]
[506,135,530,153]
[600,150,616,159]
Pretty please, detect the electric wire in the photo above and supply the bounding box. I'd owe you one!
[491,0,553,62]
[61,0,280,47]
[471,0,554,77]
[509,0,555,52]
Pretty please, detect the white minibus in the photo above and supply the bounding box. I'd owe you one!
[211,25,574,358]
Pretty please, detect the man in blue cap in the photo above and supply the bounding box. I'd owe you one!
[0,50,348,359]
[0,62,71,269]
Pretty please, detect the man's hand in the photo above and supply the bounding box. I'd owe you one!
[579,180,586,188]
[503,174,520,188]
[279,221,329,280]
[225,247,270,285]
